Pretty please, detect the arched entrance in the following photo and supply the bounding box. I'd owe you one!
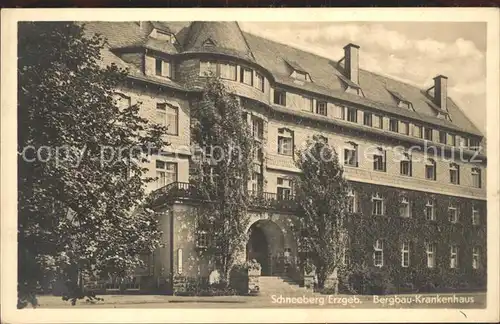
[246,219,284,276]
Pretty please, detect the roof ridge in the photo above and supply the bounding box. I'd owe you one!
[242,30,431,94]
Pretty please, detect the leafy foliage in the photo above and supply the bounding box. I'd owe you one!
[346,181,487,293]
[294,135,350,290]
[190,76,253,283]
[18,22,167,307]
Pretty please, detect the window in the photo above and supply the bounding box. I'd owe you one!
[277,128,293,156]
[372,192,384,216]
[373,115,383,129]
[347,108,357,123]
[373,147,386,172]
[219,63,237,80]
[447,133,456,146]
[253,146,263,161]
[400,121,409,135]
[469,138,481,150]
[424,127,433,141]
[389,118,399,132]
[448,204,458,223]
[425,200,436,221]
[400,196,411,218]
[274,90,287,106]
[363,112,372,126]
[347,189,357,213]
[401,241,410,267]
[472,168,481,188]
[344,142,358,167]
[449,163,460,185]
[333,104,345,120]
[255,73,264,92]
[250,172,263,193]
[200,61,217,76]
[156,102,179,135]
[400,153,412,176]
[277,178,293,200]
[155,58,162,76]
[472,206,480,225]
[412,125,423,138]
[472,246,480,269]
[156,160,177,189]
[373,240,383,267]
[240,67,253,85]
[196,230,209,249]
[316,101,327,116]
[252,117,264,140]
[425,158,436,181]
[439,131,447,144]
[426,243,436,268]
[302,96,313,112]
[458,136,467,148]
[450,245,459,269]
[295,71,310,81]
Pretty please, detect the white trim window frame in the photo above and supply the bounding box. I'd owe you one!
[373,240,384,267]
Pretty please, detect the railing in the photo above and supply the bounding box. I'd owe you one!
[148,182,298,212]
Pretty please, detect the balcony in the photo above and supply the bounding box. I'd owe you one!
[148,182,298,212]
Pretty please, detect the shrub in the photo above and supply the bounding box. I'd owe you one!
[348,266,395,295]
[229,263,248,295]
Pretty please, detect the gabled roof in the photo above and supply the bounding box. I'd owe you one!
[82,21,483,137]
[242,31,482,136]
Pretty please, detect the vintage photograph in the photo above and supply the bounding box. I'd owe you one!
[2,7,499,324]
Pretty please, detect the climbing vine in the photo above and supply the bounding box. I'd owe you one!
[346,181,487,292]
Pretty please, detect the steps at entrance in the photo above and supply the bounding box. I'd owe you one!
[258,276,320,297]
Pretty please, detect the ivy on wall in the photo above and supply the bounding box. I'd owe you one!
[346,181,487,291]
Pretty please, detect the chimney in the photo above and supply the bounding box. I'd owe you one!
[433,75,448,111]
[343,43,360,84]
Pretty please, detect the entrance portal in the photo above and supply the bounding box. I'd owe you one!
[246,219,284,276]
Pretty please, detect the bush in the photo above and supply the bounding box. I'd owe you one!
[229,263,249,295]
[348,266,395,295]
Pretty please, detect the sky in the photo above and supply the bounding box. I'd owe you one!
[239,22,487,134]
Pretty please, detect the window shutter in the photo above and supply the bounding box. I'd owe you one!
[162,60,171,78]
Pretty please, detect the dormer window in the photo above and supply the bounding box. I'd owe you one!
[284,59,312,82]
[202,38,216,47]
[150,28,177,45]
[294,71,311,82]
[146,55,171,78]
[337,74,363,96]
[388,89,414,111]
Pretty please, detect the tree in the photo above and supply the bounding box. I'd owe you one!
[295,135,350,291]
[18,22,167,307]
[190,76,253,284]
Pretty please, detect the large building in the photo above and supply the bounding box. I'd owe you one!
[84,21,487,293]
